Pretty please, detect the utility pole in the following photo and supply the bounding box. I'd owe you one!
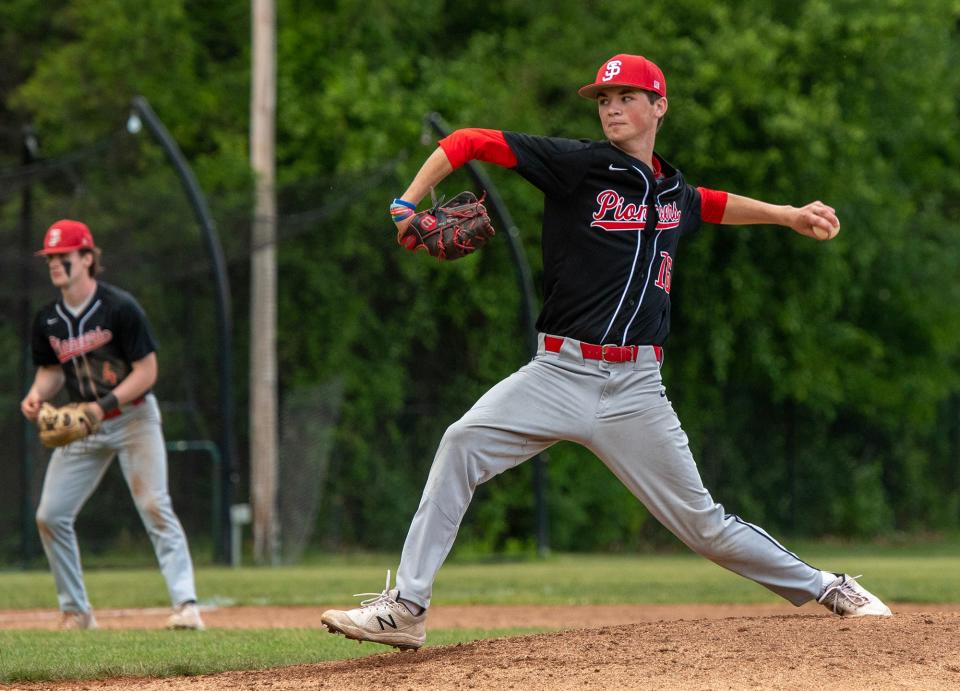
[250,0,279,564]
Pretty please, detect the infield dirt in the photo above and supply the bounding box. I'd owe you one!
[6,604,960,689]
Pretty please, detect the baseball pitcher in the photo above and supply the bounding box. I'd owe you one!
[20,219,204,630]
[322,54,891,650]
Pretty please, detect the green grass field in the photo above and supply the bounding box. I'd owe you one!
[0,628,544,683]
[1,543,959,683]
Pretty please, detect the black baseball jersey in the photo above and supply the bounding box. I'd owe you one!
[31,281,158,402]
[503,132,703,346]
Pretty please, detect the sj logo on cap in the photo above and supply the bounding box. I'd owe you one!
[602,60,622,82]
[49,228,62,246]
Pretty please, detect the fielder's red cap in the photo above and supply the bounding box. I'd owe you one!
[578,54,667,99]
[35,219,96,256]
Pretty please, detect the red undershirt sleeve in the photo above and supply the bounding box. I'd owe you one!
[697,187,729,224]
[438,129,518,170]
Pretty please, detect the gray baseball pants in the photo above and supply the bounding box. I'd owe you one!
[396,334,822,609]
[35,394,198,613]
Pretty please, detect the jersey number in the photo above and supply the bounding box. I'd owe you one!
[654,251,673,293]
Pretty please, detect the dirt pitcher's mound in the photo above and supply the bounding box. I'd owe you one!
[33,611,960,690]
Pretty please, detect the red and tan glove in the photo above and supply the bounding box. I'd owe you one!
[396,191,496,261]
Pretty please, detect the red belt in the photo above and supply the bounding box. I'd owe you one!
[103,397,146,420]
[544,335,662,364]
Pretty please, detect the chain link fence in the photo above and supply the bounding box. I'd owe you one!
[0,114,546,568]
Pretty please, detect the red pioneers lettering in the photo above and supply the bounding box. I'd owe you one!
[48,327,113,362]
[590,190,682,232]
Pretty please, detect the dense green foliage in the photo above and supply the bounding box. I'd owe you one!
[1,0,958,558]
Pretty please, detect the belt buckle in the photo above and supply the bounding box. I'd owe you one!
[601,344,618,362]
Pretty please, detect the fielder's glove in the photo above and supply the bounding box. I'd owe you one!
[397,191,496,260]
[37,402,100,448]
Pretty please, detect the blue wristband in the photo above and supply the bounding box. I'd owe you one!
[391,198,416,210]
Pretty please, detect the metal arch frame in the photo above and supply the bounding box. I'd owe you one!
[18,125,39,566]
[423,112,550,556]
[130,96,236,564]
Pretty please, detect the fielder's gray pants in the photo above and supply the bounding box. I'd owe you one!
[396,334,822,609]
[35,394,198,613]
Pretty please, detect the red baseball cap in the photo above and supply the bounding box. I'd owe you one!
[578,54,667,99]
[35,219,97,256]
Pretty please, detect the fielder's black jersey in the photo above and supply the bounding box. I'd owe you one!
[503,132,703,346]
[31,281,158,402]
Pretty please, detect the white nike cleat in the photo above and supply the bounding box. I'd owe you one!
[59,609,97,630]
[166,601,205,630]
[321,570,426,650]
[818,574,892,617]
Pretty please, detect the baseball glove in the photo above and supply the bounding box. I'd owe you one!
[397,191,495,260]
[37,402,100,448]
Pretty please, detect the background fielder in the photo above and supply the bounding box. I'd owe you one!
[321,54,892,650]
[20,219,204,631]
